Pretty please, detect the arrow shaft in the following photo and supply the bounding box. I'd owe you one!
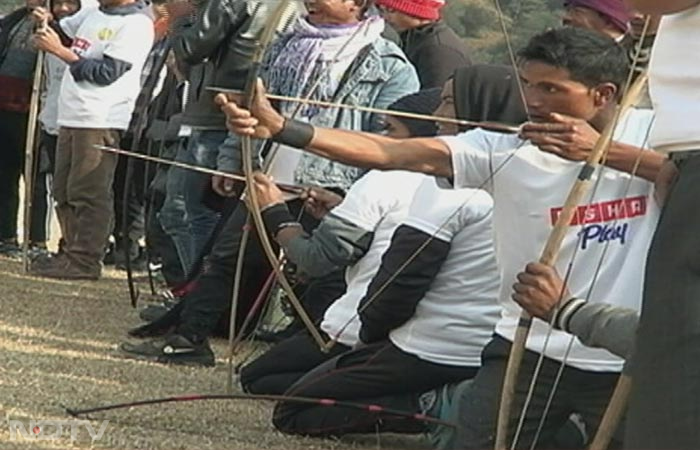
[208,87,522,134]
[93,145,304,195]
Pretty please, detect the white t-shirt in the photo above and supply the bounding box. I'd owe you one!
[389,177,501,367]
[440,109,659,372]
[321,170,426,346]
[57,6,154,129]
[267,144,303,186]
[648,4,700,152]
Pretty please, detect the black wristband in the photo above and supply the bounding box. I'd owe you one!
[271,119,314,149]
[261,203,298,237]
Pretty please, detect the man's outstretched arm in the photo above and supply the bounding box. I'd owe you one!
[215,82,455,179]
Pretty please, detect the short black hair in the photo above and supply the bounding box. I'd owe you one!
[518,27,629,95]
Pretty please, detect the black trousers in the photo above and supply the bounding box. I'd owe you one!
[145,189,185,286]
[453,336,621,450]
[240,330,351,395]
[272,340,478,437]
[625,154,700,449]
[175,199,320,341]
[29,131,57,244]
[112,142,146,250]
[0,110,28,241]
[0,113,55,244]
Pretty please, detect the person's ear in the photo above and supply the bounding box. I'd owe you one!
[593,82,618,107]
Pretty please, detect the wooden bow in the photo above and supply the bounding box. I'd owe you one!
[236,0,328,356]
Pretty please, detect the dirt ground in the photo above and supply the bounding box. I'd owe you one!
[0,257,427,450]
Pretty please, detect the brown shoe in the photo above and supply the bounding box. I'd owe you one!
[30,256,100,280]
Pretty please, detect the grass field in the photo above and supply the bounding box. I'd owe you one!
[0,257,426,449]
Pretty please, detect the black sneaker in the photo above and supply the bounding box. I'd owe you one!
[119,334,215,367]
[138,299,179,322]
[138,290,180,322]
[254,320,304,343]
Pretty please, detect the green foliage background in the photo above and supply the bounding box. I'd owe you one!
[1,0,25,14]
[0,0,563,63]
[444,0,563,63]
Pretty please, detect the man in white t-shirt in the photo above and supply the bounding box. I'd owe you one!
[220,27,664,448]
[30,0,153,279]
[235,169,426,388]
[270,175,500,437]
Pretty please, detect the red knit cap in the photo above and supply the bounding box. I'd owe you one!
[376,0,445,20]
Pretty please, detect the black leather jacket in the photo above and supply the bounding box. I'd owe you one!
[0,8,29,66]
[172,0,300,130]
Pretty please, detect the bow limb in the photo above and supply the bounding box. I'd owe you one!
[240,132,328,351]
[64,393,456,427]
[120,42,172,308]
[494,71,649,450]
[492,0,530,119]
[227,5,371,362]
[21,45,46,273]
[227,0,304,385]
[237,0,328,351]
[226,0,294,388]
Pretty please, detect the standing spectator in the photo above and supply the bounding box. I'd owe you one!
[30,0,154,279]
[110,0,181,271]
[156,0,303,276]
[120,3,419,365]
[376,0,470,88]
[33,0,94,259]
[0,0,45,258]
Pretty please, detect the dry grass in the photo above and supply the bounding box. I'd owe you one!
[0,258,427,450]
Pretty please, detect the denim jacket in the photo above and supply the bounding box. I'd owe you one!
[217,35,419,191]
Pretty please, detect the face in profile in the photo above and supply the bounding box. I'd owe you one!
[378,6,422,32]
[381,115,412,138]
[52,0,80,19]
[304,0,362,25]
[519,60,614,123]
[433,78,458,136]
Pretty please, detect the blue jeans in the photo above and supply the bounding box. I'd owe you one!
[182,130,225,262]
[158,139,192,273]
[158,131,226,274]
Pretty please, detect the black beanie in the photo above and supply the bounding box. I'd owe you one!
[387,88,442,137]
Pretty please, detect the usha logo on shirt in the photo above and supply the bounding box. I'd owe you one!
[550,196,648,250]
